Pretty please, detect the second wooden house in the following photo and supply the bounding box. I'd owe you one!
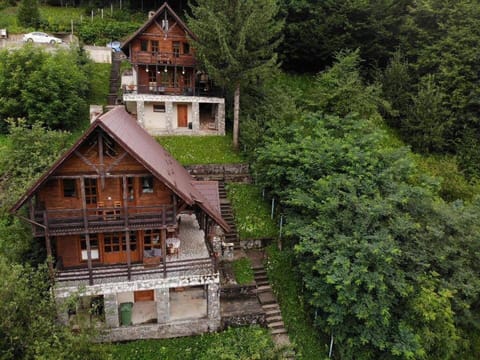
[121,2,225,136]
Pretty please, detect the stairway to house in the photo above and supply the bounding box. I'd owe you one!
[107,52,122,105]
[253,262,295,358]
[218,181,240,249]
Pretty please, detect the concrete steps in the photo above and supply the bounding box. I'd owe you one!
[107,52,122,105]
[251,263,294,357]
[218,181,240,249]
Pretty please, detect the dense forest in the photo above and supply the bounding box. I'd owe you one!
[1,0,480,359]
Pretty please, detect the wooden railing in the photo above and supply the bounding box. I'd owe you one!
[131,51,196,67]
[34,204,176,236]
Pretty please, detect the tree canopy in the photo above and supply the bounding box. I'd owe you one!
[0,45,90,133]
[187,0,283,149]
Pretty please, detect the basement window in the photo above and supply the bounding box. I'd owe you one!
[153,103,166,112]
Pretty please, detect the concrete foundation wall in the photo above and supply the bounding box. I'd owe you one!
[102,318,220,342]
[84,46,112,64]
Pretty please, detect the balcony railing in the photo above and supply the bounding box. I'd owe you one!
[123,84,223,97]
[131,51,196,67]
[34,205,176,236]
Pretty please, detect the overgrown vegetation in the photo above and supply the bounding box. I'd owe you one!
[104,326,278,360]
[231,257,254,285]
[266,245,326,360]
[225,183,278,240]
[86,62,111,105]
[157,135,243,165]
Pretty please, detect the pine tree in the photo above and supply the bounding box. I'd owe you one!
[17,0,40,29]
[187,0,283,149]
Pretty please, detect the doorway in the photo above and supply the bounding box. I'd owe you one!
[177,104,188,127]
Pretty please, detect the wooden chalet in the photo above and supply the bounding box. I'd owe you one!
[11,106,229,340]
[120,2,225,135]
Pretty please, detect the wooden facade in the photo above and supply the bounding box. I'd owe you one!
[12,107,229,285]
[122,2,210,96]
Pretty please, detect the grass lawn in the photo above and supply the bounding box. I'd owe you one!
[157,135,243,165]
[231,257,254,284]
[266,245,327,360]
[226,183,278,240]
[0,6,84,33]
[86,62,111,105]
[103,326,277,360]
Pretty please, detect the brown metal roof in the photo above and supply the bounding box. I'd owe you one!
[121,2,197,57]
[11,106,229,232]
[192,181,221,213]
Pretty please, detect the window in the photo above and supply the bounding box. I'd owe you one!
[104,233,121,252]
[153,103,165,112]
[127,177,135,201]
[141,176,154,193]
[148,70,156,83]
[183,42,190,54]
[151,40,158,53]
[63,179,77,197]
[144,229,161,250]
[140,39,148,51]
[173,41,180,57]
[182,73,191,87]
[80,234,99,260]
[122,232,137,251]
[84,178,97,204]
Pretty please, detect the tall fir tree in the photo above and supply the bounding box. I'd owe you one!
[17,0,40,29]
[187,0,283,149]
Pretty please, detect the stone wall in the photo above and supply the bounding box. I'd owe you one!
[186,163,251,183]
[220,284,257,299]
[221,312,266,329]
[102,318,221,342]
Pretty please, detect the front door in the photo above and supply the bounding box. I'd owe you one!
[102,232,140,264]
[177,104,188,128]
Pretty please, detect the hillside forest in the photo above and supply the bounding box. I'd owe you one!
[1,0,480,359]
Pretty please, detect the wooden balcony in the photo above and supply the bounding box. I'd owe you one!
[131,51,196,67]
[34,205,176,236]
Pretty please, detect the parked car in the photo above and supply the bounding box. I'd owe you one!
[23,32,62,44]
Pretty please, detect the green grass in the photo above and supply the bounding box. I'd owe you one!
[226,183,278,240]
[86,62,111,105]
[266,245,327,360]
[231,257,254,284]
[157,135,243,165]
[103,326,277,360]
[0,6,85,33]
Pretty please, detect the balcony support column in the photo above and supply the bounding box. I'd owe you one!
[155,288,169,323]
[136,100,145,128]
[161,228,167,278]
[125,230,131,281]
[192,101,200,133]
[165,101,173,133]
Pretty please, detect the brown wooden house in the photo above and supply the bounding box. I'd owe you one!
[11,106,229,340]
[120,2,225,135]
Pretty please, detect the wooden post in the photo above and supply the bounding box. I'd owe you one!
[80,176,93,285]
[43,211,54,280]
[125,231,131,281]
[85,233,93,285]
[161,229,167,278]
[122,176,129,227]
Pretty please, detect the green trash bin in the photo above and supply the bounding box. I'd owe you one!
[120,302,133,326]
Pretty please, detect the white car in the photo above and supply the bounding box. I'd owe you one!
[23,32,63,44]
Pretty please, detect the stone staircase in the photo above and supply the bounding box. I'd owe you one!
[252,262,294,358]
[218,181,240,249]
[107,52,122,105]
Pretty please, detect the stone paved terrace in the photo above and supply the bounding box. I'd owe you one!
[55,213,213,288]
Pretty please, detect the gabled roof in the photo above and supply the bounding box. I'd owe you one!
[121,2,196,56]
[11,106,229,232]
